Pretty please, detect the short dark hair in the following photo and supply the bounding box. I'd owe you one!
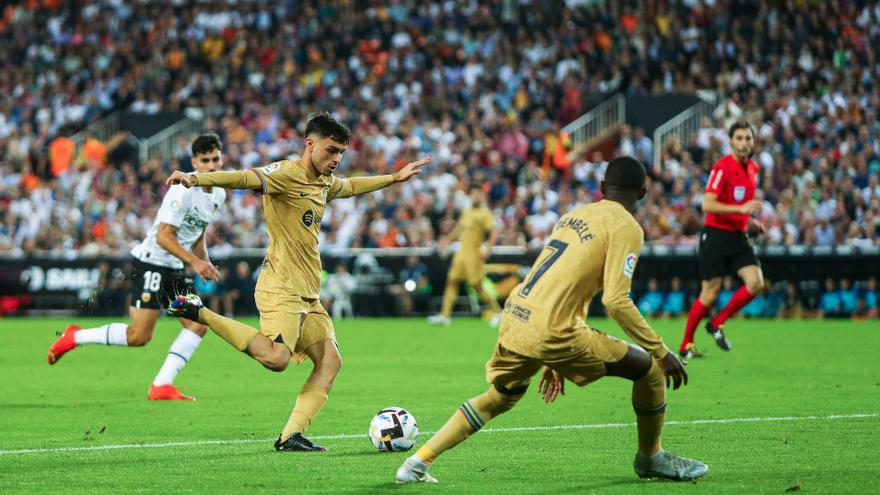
[603,156,646,191]
[728,120,754,139]
[305,111,352,145]
[191,133,222,156]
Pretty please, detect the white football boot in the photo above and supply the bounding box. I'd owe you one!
[395,455,439,484]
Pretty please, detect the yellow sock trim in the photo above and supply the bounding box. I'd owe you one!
[281,383,329,440]
[415,445,437,465]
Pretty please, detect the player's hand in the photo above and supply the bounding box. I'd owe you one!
[658,352,688,390]
[392,156,431,183]
[747,217,765,237]
[191,258,221,283]
[166,170,199,188]
[738,199,762,215]
[538,367,565,403]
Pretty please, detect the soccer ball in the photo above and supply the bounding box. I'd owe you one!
[368,406,419,452]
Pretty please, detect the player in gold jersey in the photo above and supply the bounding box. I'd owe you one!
[427,185,502,327]
[164,112,430,452]
[396,157,708,483]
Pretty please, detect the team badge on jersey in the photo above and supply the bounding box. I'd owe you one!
[623,253,637,279]
[734,186,746,202]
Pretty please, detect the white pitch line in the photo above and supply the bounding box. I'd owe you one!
[1,412,876,456]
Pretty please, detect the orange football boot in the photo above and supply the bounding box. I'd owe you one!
[47,324,81,365]
[148,384,196,401]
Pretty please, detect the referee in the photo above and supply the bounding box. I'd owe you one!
[679,120,765,358]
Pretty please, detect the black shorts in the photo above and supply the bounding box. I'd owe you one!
[129,258,195,310]
[698,226,760,280]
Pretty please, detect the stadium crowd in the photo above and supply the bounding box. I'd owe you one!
[1,0,880,259]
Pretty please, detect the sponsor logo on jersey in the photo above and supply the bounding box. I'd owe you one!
[261,162,281,174]
[623,253,637,278]
[733,186,746,202]
[302,209,315,227]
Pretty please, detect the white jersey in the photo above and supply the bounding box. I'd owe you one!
[131,185,226,270]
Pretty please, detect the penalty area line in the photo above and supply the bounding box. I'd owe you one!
[1,412,876,456]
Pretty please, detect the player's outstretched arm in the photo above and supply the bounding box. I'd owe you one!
[391,156,431,183]
[332,156,432,199]
[166,170,263,191]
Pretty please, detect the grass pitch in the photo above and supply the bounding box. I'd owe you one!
[0,317,878,494]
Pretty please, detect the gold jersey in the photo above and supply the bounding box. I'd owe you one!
[195,160,393,299]
[457,207,494,254]
[499,200,668,360]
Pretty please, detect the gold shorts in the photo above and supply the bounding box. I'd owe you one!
[486,327,630,389]
[254,290,336,364]
[448,252,484,286]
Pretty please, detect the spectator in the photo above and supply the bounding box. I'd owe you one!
[778,282,803,319]
[637,278,664,317]
[864,277,878,318]
[818,278,842,318]
[662,277,687,318]
[838,278,858,317]
[389,255,432,316]
[325,263,357,319]
[222,261,257,316]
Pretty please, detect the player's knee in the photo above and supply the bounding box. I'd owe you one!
[488,383,526,414]
[263,355,289,372]
[605,344,653,382]
[747,278,764,294]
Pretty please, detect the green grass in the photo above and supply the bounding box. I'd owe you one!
[0,317,878,494]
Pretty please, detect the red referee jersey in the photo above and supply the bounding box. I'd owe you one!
[704,154,758,232]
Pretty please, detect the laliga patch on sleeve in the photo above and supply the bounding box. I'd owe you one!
[623,253,637,278]
[170,200,181,210]
[261,162,281,174]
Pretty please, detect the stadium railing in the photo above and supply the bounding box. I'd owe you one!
[70,112,122,150]
[140,116,206,163]
[652,96,715,169]
[563,93,626,161]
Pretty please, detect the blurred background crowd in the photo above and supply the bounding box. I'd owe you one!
[1,1,879,318]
